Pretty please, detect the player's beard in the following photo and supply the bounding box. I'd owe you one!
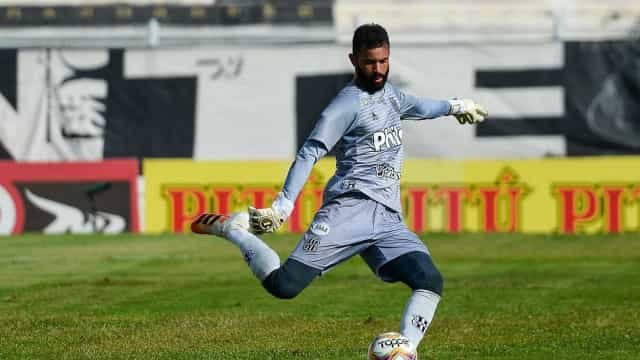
[355,65,389,94]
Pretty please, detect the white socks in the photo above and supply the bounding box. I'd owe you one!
[224,227,280,281]
[400,289,441,350]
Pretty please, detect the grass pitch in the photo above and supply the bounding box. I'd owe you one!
[0,232,639,359]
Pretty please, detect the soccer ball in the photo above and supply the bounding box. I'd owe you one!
[368,332,418,360]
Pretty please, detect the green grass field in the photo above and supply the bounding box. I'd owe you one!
[1,232,639,359]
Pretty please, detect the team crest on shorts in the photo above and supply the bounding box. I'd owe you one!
[303,237,320,252]
[310,222,330,236]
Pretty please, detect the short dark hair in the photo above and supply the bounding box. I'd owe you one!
[352,23,389,55]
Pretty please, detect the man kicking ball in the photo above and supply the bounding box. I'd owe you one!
[191,23,487,352]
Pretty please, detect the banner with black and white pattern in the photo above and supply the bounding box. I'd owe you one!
[0,41,638,164]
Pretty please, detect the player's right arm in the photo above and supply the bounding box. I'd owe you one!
[249,91,358,234]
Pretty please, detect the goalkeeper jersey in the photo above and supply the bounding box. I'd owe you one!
[281,81,451,213]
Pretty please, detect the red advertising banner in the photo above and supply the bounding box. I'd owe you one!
[0,159,138,235]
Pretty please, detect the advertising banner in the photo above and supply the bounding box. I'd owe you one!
[144,157,640,235]
[0,159,139,235]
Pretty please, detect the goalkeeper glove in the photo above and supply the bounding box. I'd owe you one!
[248,192,294,234]
[448,99,488,124]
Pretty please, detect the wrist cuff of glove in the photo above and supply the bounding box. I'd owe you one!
[448,99,466,115]
[272,192,294,221]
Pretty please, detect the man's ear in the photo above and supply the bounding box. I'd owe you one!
[348,53,356,67]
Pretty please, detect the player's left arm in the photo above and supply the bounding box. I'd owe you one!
[248,93,357,234]
[396,89,488,124]
[248,140,327,234]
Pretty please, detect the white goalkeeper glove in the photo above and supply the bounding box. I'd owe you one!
[448,98,488,124]
[248,192,294,234]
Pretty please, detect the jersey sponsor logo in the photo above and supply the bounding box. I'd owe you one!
[375,163,401,181]
[372,125,403,152]
[310,221,330,236]
[360,96,386,107]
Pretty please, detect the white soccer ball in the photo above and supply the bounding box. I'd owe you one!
[368,332,418,360]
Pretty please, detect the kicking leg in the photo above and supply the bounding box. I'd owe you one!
[191,212,280,281]
[262,258,320,299]
[191,212,320,298]
[379,251,443,350]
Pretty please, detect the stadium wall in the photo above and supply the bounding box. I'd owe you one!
[0,39,638,235]
[1,40,639,164]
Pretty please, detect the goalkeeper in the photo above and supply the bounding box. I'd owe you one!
[191,23,487,352]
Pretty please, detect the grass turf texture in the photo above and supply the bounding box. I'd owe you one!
[0,233,639,359]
